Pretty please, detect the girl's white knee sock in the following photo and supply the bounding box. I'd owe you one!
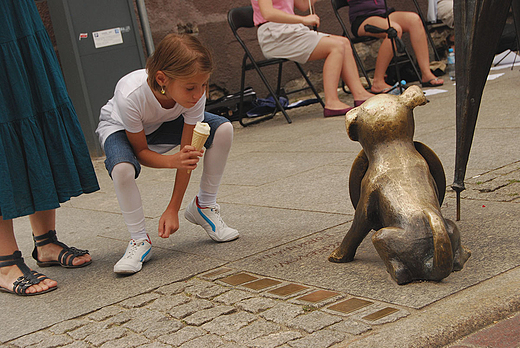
[111,162,148,241]
[197,122,233,207]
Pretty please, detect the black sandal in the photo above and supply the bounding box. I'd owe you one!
[32,230,92,268]
[0,251,57,296]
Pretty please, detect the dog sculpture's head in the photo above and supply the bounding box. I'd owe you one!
[345,86,427,149]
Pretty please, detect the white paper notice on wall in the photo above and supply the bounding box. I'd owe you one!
[92,28,123,49]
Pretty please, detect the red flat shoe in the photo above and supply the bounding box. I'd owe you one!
[323,107,353,118]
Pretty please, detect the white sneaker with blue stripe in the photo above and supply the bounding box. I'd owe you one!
[184,197,239,242]
[113,236,152,274]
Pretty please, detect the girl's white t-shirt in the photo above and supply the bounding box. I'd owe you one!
[96,69,205,148]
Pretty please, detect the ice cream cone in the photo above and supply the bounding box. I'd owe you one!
[187,122,210,173]
[191,129,209,151]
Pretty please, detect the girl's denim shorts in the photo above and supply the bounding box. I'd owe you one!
[103,112,229,178]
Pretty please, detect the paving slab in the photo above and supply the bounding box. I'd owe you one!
[165,205,349,261]
[221,163,355,214]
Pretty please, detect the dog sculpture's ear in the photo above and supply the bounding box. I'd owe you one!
[345,108,359,141]
[398,85,427,109]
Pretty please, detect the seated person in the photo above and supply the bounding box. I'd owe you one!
[428,0,454,29]
[428,0,454,49]
[252,0,374,117]
[437,0,454,29]
[348,0,444,93]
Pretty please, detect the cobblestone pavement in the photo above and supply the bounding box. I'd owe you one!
[2,267,410,348]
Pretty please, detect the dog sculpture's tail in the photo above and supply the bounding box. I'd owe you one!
[425,208,454,280]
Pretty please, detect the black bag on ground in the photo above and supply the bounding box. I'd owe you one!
[385,61,420,86]
[206,87,257,121]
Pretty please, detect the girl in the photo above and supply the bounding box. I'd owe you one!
[0,0,98,295]
[348,0,444,93]
[252,0,374,117]
[96,34,239,275]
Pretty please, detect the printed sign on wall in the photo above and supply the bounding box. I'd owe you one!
[92,28,123,48]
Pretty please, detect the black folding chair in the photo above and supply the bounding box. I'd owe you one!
[228,6,324,127]
[331,0,421,90]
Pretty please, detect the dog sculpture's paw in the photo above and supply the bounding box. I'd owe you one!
[389,259,413,285]
[328,248,354,263]
[453,246,471,271]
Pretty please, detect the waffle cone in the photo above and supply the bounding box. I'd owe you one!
[191,130,209,150]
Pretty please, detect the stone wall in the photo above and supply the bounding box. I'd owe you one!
[37,0,441,99]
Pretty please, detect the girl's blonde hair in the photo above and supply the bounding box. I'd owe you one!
[146,34,213,93]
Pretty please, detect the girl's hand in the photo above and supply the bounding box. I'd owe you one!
[169,145,203,170]
[302,14,320,27]
[158,208,180,238]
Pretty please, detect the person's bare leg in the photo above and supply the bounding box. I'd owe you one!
[372,39,395,92]
[358,16,399,93]
[309,36,373,109]
[0,217,57,294]
[308,36,351,110]
[388,12,443,85]
[30,209,91,266]
[335,36,373,101]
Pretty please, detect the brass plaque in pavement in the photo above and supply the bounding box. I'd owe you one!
[327,298,373,314]
[220,273,258,286]
[296,290,339,303]
[242,278,282,290]
[268,283,308,296]
[203,268,233,278]
[362,307,399,321]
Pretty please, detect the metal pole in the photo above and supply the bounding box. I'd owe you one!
[135,0,154,56]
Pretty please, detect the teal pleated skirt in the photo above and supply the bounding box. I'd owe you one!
[0,0,99,220]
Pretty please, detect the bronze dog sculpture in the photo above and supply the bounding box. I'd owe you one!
[329,86,471,285]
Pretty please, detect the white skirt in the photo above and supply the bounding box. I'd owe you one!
[257,22,329,64]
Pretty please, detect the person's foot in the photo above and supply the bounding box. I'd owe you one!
[353,92,376,107]
[325,100,351,110]
[184,197,239,242]
[323,100,354,117]
[352,90,375,101]
[0,256,57,295]
[35,242,92,267]
[421,76,444,87]
[113,236,152,274]
[370,83,395,94]
[33,231,92,267]
[323,106,353,117]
